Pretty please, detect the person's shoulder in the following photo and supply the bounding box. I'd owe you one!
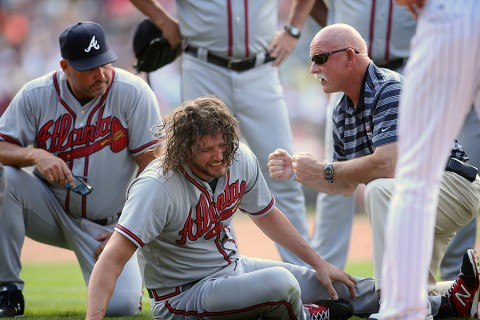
[371,63,404,83]
[138,158,168,182]
[232,143,259,168]
[112,67,153,93]
[22,70,57,93]
[128,158,172,191]
[236,143,254,158]
[367,63,403,93]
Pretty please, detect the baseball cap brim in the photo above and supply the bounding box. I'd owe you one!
[68,50,118,71]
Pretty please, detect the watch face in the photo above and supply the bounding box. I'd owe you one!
[285,25,301,38]
[324,163,334,182]
[290,27,300,36]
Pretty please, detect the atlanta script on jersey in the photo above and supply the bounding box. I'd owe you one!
[116,143,275,293]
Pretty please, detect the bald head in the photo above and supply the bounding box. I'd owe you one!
[310,23,368,56]
[309,23,371,103]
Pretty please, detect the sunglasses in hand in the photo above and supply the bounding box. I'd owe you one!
[310,48,359,65]
[65,175,93,195]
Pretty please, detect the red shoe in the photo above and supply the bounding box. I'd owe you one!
[305,303,330,320]
[443,249,480,318]
[306,299,354,320]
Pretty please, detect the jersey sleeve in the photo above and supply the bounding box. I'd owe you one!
[115,169,169,247]
[115,71,165,156]
[371,81,401,148]
[0,83,41,146]
[236,144,275,216]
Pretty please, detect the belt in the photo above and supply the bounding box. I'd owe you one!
[184,45,275,72]
[375,58,406,70]
[91,213,121,226]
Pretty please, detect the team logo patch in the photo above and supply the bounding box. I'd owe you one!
[84,36,100,53]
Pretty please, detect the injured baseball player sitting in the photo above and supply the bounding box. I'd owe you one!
[268,23,480,298]
[0,21,164,317]
[87,96,480,320]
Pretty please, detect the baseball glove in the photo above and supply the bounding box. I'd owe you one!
[132,18,181,73]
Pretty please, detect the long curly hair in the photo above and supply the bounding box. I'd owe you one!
[152,96,240,175]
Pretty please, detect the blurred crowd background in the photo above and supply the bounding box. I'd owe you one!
[0,0,356,206]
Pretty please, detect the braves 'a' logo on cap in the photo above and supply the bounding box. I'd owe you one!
[84,36,100,53]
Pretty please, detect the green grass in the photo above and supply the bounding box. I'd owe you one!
[18,261,375,319]
[20,263,152,319]
[345,261,374,279]
[18,261,463,320]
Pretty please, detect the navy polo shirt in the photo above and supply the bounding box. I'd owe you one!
[331,63,468,162]
[332,63,402,161]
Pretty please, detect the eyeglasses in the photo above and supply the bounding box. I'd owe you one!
[310,48,359,65]
[65,175,93,195]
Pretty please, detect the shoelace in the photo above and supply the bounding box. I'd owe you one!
[306,305,330,320]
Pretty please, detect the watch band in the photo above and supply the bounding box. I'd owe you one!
[284,25,301,39]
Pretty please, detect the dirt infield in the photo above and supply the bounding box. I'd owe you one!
[21,214,373,263]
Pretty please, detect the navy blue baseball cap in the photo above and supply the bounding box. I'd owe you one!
[59,21,118,71]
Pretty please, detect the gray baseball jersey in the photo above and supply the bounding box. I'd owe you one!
[169,0,309,266]
[0,68,163,220]
[116,143,274,290]
[177,0,276,59]
[327,0,415,63]
[0,67,163,315]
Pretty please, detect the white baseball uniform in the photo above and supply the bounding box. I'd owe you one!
[380,1,480,319]
[115,143,396,319]
[0,68,164,315]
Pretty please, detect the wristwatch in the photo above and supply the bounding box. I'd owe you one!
[284,25,301,39]
[324,162,334,183]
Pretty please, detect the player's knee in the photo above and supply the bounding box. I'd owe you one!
[105,291,142,317]
[364,178,385,197]
[263,267,301,301]
[364,179,392,208]
[2,166,35,193]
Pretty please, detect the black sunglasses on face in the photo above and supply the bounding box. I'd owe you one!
[310,48,359,65]
[65,175,93,195]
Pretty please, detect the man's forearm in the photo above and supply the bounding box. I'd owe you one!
[85,262,118,320]
[300,178,358,195]
[288,0,316,28]
[0,142,38,168]
[310,0,328,28]
[129,0,177,29]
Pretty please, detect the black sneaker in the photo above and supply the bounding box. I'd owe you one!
[440,249,480,318]
[0,284,24,318]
